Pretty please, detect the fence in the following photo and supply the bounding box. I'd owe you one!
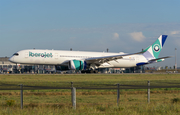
[1,81,180,109]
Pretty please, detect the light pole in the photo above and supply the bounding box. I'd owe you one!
[175,48,177,71]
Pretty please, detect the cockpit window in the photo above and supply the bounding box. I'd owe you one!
[13,53,19,56]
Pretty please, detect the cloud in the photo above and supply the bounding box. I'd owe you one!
[112,33,119,40]
[129,32,145,42]
[170,31,180,35]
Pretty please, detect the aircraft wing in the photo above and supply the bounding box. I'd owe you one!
[85,51,144,65]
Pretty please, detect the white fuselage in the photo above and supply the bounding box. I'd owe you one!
[9,49,148,68]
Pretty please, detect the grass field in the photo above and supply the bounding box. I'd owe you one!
[0,73,180,114]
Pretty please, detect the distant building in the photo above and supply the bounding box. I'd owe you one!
[0,57,56,74]
[0,57,145,74]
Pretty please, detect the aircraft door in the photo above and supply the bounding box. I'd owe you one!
[136,56,139,63]
[25,52,28,58]
[55,53,58,59]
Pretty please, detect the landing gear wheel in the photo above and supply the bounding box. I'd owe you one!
[94,70,98,73]
[90,70,94,73]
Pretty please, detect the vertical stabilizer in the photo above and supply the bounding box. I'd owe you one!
[142,35,168,61]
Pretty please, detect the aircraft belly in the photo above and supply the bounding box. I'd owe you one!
[109,59,136,68]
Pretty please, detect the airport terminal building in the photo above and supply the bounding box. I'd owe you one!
[0,57,56,74]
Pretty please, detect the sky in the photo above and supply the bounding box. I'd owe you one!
[0,0,180,68]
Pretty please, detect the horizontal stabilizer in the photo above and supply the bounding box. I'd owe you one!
[149,56,172,62]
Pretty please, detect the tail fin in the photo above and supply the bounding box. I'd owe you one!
[142,35,168,60]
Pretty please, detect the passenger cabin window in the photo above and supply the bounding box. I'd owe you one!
[13,53,19,56]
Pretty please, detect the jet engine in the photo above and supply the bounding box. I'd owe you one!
[69,60,87,70]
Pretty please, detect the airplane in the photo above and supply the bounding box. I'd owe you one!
[9,35,170,73]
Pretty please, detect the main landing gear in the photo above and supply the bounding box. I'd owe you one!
[81,70,98,73]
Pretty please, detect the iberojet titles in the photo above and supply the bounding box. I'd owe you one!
[29,51,53,58]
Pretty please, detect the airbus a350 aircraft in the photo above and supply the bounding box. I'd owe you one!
[9,35,170,73]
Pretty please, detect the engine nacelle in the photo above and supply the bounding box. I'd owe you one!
[55,65,69,71]
[69,60,87,70]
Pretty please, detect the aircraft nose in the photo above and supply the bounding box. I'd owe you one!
[9,57,14,63]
